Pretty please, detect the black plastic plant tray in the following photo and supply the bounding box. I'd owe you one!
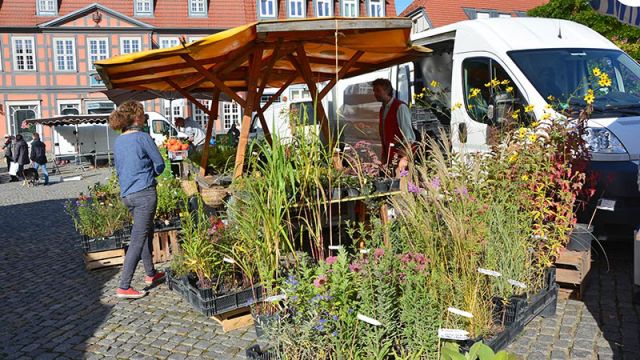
[81,231,128,253]
[246,345,278,360]
[185,284,263,317]
[154,217,182,231]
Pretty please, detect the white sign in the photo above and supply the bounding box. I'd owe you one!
[357,314,382,326]
[223,257,236,264]
[508,279,527,289]
[477,268,502,277]
[597,198,616,212]
[437,329,470,340]
[447,307,474,318]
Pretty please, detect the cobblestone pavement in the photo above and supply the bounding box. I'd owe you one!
[0,166,638,359]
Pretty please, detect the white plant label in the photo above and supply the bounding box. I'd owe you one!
[223,257,236,264]
[360,249,370,254]
[597,198,616,212]
[328,245,343,250]
[447,307,474,318]
[264,294,286,303]
[508,279,527,289]
[437,329,470,340]
[477,268,502,277]
[357,314,382,326]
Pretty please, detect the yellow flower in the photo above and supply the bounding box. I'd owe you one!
[528,134,537,142]
[519,127,527,138]
[511,109,520,120]
[541,113,552,120]
[491,79,501,87]
[452,102,462,110]
[544,104,553,110]
[506,86,514,93]
[521,175,529,181]
[418,93,424,99]
[484,81,492,88]
[592,67,601,76]
[509,153,519,163]
[584,89,595,105]
[598,73,612,87]
[547,95,555,101]
[430,80,439,88]
[501,79,510,85]
[524,104,534,112]
[531,121,540,128]
[468,88,481,98]
[468,104,474,109]
[412,93,417,100]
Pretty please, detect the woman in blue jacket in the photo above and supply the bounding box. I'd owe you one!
[109,101,165,299]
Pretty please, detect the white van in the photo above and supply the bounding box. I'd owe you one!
[331,17,640,241]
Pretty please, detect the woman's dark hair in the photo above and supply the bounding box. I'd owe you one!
[109,100,144,131]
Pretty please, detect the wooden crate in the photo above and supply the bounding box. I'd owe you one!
[211,307,254,332]
[555,248,591,300]
[152,229,180,264]
[84,248,125,271]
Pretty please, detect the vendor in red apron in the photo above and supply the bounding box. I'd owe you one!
[372,78,415,176]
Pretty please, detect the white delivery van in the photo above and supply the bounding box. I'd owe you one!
[331,17,640,241]
[145,111,188,146]
[250,97,319,142]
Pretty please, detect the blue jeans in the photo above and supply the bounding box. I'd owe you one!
[33,162,49,184]
[119,186,157,290]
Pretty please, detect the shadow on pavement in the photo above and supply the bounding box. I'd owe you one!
[0,198,118,359]
[583,242,640,360]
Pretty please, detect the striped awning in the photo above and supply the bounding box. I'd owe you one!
[591,0,640,27]
[25,115,109,126]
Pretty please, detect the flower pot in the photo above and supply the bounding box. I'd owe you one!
[331,188,344,200]
[566,223,593,252]
[346,187,360,197]
[389,178,400,190]
[373,180,388,193]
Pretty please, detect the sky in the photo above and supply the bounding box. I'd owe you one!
[395,0,413,14]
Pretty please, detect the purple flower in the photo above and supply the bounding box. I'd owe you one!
[313,274,327,288]
[454,186,469,197]
[348,308,354,314]
[325,256,338,265]
[314,324,325,331]
[332,331,338,337]
[291,295,299,301]
[399,169,409,177]
[401,253,413,264]
[373,248,385,259]
[408,181,422,194]
[318,318,328,325]
[332,315,339,321]
[349,262,362,273]
[286,275,298,287]
[430,177,441,190]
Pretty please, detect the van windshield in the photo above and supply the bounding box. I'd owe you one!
[509,48,640,116]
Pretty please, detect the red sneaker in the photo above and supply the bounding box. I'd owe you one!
[144,271,165,285]
[116,287,147,299]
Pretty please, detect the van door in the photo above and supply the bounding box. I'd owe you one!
[149,118,177,145]
[452,54,530,152]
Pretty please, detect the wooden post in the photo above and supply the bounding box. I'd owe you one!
[200,89,221,177]
[233,49,263,179]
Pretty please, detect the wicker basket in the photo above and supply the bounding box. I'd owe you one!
[200,186,229,207]
[181,180,199,197]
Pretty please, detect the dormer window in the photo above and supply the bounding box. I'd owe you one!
[316,0,332,17]
[37,0,57,16]
[135,0,153,16]
[259,0,276,19]
[189,0,207,17]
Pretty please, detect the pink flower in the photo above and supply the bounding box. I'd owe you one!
[325,256,338,265]
[399,169,409,177]
[401,253,413,264]
[313,274,327,288]
[349,262,362,273]
[454,186,469,197]
[408,182,422,194]
[373,248,385,259]
[430,177,441,190]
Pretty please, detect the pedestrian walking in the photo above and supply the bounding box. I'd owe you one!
[109,100,166,299]
[30,133,49,185]
[12,134,29,181]
[3,135,13,173]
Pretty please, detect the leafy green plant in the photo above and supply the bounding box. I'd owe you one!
[188,144,236,175]
[441,342,517,360]
[155,175,187,222]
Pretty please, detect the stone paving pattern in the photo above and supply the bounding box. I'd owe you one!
[0,166,639,359]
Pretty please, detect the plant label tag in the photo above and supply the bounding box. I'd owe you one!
[265,294,286,303]
[360,249,370,254]
[223,257,236,264]
[357,314,382,326]
[477,268,501,277]
[447,307,474,318]
[328,245,343,250]
[597,198,616,211]
[437,329,470,340]
[508,279,527,289]
[387,208,396,219]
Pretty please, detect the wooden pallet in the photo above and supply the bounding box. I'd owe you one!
[152,229,179,264]
[555,248,591,300]
[84,248,125,270]
[211,307,254,332]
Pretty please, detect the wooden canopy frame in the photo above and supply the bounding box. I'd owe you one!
[95,17,429,178]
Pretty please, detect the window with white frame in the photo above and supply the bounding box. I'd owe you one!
[8,103,39,142]
[159,37,179,49]
[37,0,57,15]
[317,0,332,17]
[88,38,108,86]
[120,37,141,54]
[58,101,81,115]
[290,88,311,100]
[476,12,491,19]
[53,38,75,72]
[260,94,281,104]
[192,100,212,128]
[86,101,115,114]
[164,99,184,120]
[259,0,276,18]
[222,102,240,129]
[368,0,384,17]
[498,13,512,18]
[189,0,207,16]
[12,37,36,71]
[342,0,357,17]
[288,0,304,17]
[135,0,153,16]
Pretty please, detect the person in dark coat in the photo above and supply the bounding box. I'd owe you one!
[30,132,49,185]
[12,134,30,180]
[3,135,13,173]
